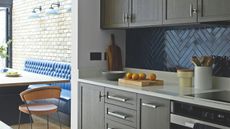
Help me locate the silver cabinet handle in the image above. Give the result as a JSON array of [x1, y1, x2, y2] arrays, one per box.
[[193, 8, 197, 15], [107, 128, 113, 129], [108, 111, 127, 119], [123, 13, 127, 23], [190, 4, 193, 17], [108, 95, 127, 102], [190, 3, 197, 17], [127, 14, 131, 23], [130, 13, 135, 23], [184, 122, 195, 128], [142, 103, 158, 109]]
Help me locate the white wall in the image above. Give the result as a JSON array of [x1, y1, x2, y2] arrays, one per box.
[[72, 0, 126, 128], [78, 0, 126, 72], [71, 0, 78, 128]]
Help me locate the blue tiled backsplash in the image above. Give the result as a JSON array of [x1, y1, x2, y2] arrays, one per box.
[[126, 25, 230, 77]]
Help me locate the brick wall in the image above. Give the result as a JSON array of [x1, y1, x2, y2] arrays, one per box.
[[12, 0, 71, 70]]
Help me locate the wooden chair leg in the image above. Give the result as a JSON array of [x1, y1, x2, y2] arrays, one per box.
[[18, 111, 21, 129], [29, 114, 33, 129], [57, 112, 62, 129], [47, 115, 49, 129]]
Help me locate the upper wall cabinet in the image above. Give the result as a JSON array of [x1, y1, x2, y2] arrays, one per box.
[[101, 0, 130, 28], [101, 0, 163, 28], [130, 0, 162, 27], [163, 0, 198, 24], [163, 0, 230, 24], [101, 0, 230, 28], [198, 0, 230, 22]]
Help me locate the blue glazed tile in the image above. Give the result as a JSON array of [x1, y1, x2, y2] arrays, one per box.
[[126, 25, 230, 77]]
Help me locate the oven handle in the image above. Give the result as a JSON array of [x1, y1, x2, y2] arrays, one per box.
[[170, 114, 229, 129]]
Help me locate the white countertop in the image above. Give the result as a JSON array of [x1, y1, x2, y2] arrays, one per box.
[[78, 77, 230, 111]]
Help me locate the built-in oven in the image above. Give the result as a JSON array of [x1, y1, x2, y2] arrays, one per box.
[[170, 101, 230, 129]]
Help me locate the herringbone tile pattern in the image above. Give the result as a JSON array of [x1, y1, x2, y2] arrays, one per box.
[[126, 25, 230, 77]]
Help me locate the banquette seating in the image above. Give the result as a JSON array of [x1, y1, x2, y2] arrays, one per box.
[[24, 59, 71, 126]]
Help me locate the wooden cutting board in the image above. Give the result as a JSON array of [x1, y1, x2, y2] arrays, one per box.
[[107, 34, 122, 71], [118, 78, 164, 87]]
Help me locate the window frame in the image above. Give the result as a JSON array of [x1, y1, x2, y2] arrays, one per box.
[[0, 1, 12, 68]]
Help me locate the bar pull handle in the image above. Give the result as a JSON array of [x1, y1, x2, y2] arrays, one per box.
[[190, 4, 193, 17], [184, 122, 195, 128], [99, 91, 105, 102], [142, 103, 158, 109], [108, 95, 127, 102], [130, 13, 135, 23], [108, 111, 127, 119], [123, 13, 127, 23]]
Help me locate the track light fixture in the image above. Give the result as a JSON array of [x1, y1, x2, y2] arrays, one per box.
[[28, 6, 42, 19], [46, 2, 61, 15]]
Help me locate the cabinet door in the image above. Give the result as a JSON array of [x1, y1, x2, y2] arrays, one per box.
[[198, 0, 230, 22], [101, 0, 130, 28], [130, 0, 162, 27], [163, 0, 197, 24], [137, 95, 170, 129], [78, 83, 104, 129]]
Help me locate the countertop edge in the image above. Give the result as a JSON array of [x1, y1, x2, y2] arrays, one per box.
[[78, 78, 230, 111]]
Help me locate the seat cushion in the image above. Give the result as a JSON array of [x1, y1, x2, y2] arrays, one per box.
[[19, 103, 58, 115], [28, 84, 51, 89], [60, 89, 71, 101], [53, 62, 71, 80], [24, 59, 71, 91], [24, 59, 54, 76]]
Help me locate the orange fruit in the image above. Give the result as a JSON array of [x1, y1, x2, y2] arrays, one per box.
[[132, 73, 139, 80], [139, 73, 146, 80], [126, 72, 133, 79], [148, 73, 157, 81]]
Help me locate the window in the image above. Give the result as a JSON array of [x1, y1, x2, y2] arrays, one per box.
[[0, 6, 12, 68]]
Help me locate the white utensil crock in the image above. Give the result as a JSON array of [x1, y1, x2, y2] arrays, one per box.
[[194, 66, 212, 90]]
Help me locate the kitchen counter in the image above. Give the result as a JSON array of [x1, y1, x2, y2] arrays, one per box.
[[78, 77, 230, 111]]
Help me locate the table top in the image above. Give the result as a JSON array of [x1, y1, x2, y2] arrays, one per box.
[[0, 121, 11, 129], [0, 69, 69, 87]]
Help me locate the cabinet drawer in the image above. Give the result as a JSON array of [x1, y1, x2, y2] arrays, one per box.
[[105, 104, 137, 128], [139, 94, 170, 108], [105, 119, 135, 129], [137, 94, 170, 129], [105, 88, 137, 109]]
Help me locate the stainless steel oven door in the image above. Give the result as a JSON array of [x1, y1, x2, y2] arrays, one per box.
[[170, 114, 229, 129]]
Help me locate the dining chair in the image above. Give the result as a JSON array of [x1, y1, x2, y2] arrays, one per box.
[[18, 86, 62, 129]]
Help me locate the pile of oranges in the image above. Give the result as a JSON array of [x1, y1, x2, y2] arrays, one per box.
[[125, 72, 157, 81]]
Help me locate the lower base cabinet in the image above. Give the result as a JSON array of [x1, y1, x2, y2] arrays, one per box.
[[137, 95, 170, 129], [78, 82, 170, 129], [78, 83, 105, 129]]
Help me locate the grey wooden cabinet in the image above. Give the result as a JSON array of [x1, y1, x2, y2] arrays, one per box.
[[101, 0, 163, 28], [78, 83, 105, 129], [137, 95, 170, 129], [102, 0, 230, 28], [163, 0, 230, 24], [163, 0, 198, 24], [130, 0, 162, 27], [78, 83, 171, 129], [198, 0, 230, 22], [101, 0, 130, 28]]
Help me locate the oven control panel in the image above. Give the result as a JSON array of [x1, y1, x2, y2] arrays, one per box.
[[171, 101, 230, 127]]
